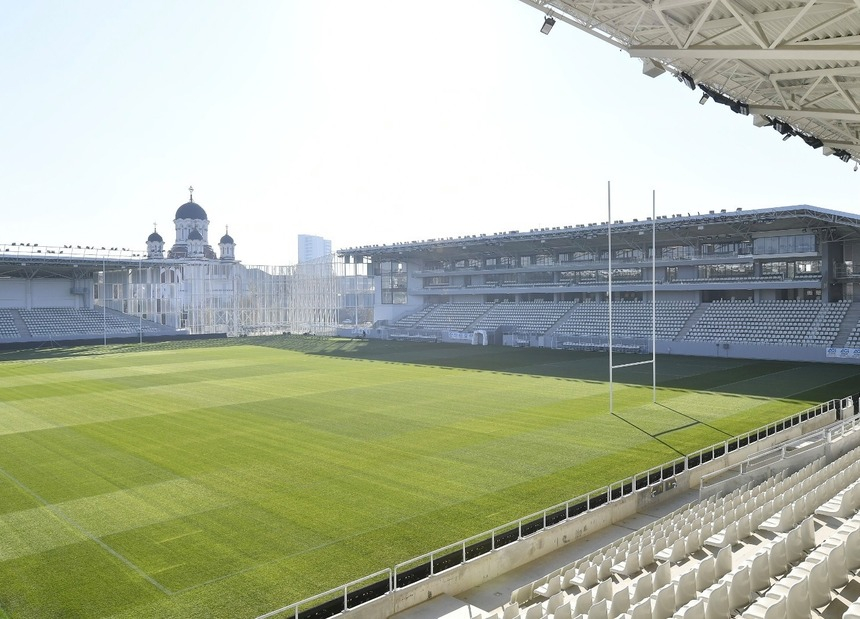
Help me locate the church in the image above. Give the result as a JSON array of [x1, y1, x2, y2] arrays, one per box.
[[145, 187, 237, 262]]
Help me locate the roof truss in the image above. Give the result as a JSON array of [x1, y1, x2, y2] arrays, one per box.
[[519, 0, 860, 163]]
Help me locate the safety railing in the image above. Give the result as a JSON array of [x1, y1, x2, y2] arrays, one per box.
[[256, 569, 391, 619]]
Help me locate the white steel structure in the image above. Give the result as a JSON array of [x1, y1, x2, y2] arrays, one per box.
[[519, 0, 860, 164], [0, 249, 371, 340]]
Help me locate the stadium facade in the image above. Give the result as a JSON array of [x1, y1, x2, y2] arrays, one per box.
[[340, 205, 860, 363]]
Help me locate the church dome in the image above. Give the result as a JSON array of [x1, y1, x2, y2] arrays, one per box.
[[187, 229, 203, 241], [147, 230, 163, 243], [220, 233, 234, 244], [175, 201, 207, 220]]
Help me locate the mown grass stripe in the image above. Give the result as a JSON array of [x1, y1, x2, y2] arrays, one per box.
[[0, 463, 172, 595], [0, 337, 856, 619]]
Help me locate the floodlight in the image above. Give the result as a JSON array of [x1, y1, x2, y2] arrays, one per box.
[[699, 93, 709, 105], [541, 15, 555, 34], [679, 72, 696, 90], [773, 120, 791, 135], [782, 133, 793, 141], [801, 135, 823, 149]]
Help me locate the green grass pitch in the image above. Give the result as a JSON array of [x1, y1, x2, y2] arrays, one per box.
[[0, 337, 858, 618]]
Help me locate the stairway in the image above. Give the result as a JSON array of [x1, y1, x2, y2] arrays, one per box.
[[675, 302, 708, 340], [832, 302, 860, 347], [10, 309, 30, 339]]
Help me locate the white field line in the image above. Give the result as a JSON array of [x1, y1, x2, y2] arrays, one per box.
[[0, 465, 172, 595]]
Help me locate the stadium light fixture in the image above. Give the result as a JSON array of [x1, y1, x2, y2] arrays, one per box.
[[679, 72, 696, 90], [783, 133, 793, 141], [541, 15, 555, 34], [699, 93, 709, 105]]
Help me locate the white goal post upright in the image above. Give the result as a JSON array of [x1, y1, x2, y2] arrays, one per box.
[[608, 183, 658, 415], [651, 189, 657, 404]]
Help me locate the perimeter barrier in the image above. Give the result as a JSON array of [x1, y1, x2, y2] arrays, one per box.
[[257, 395, 851, 619]]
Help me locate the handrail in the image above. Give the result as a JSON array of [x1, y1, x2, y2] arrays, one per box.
[[255, 568, 391, 619]]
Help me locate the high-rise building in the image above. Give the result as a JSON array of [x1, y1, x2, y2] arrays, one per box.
[[298, 234, 332, 263]]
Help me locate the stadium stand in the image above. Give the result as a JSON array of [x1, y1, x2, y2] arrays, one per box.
[[393, 304, 438, 328], [413, 302, 493, 330], [390, 299, 857, 350], [16, 308, 169, 340], [473, 302, 574, 334], [685, 300, 850, 347], [846, 320, 860, 348], [0, 309, 20, 340], [341, 206, 860, 363], [553, 301, 697, 341], [483, 444, 860, 619]]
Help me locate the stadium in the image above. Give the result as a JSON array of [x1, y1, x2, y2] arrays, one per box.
[[3, 2, 860, 619]]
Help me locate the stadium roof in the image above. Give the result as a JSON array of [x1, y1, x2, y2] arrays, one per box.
[[340, 204, 860, 259], [0, 247, 173, 279], [517, 0, 860, 166]]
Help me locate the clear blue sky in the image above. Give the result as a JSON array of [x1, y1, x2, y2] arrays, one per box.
[[2, 1, 857, 265]]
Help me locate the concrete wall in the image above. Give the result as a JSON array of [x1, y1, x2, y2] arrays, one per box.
[[375, 327, 860, 365], [656, 339, 859, 365], [0, 278, 87, 309], [0, 281, 27, 308], [656, 290, 700, 302], [32, 279, 80, 308]]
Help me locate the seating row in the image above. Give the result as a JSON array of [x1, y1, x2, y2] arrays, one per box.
[[393, 300, 858, 347], [491, 445, 860, 619]]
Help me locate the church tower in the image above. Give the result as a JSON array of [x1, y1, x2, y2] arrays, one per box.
[[219, 227, 236, 261], [168, 186, 217, 259], [146, 227, 164, 259]]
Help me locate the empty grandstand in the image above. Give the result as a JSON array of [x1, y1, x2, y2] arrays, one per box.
[[485, 440, 860, 619], [342, 205, 860, 363]]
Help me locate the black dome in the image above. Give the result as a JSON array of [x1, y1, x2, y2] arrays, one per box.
[[175, 201, 207, 220], [220, 233, 234, 244], [187, 229, 203, 241], [147, 230, 163, 243]]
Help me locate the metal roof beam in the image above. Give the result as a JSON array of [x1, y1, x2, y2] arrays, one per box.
[[683, 0, 720, 48], [720, 0, 770, 49], [770, 66, 860, 81], [828, 75, 860, 113], [769, 0, 818, 49], [669, 3, 849, 32], [628, 45, 860, 61], [747, 105, 860, 122], [788, 7, 859, 44]]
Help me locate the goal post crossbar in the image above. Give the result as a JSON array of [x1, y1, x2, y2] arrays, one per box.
[[612, 359, 654, 370]]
